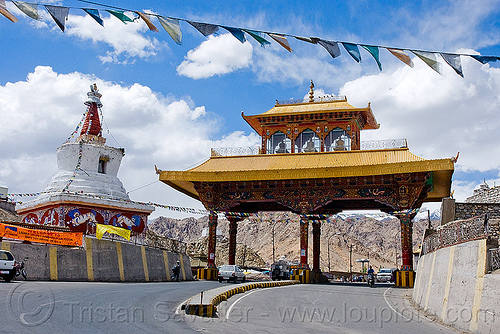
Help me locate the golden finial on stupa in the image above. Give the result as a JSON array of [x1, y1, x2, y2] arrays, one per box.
[[309, 79, 314, 102]]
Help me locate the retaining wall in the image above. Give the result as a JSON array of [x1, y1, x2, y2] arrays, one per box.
[[0, 237, 193, 282], [413, 239, 499, 333]]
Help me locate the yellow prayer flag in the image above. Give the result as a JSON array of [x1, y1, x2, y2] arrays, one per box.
[[96, 223, 131, 241], [387, 48, 414, 68], [136, 12, 159, 32], [0, 0, 19, 23]]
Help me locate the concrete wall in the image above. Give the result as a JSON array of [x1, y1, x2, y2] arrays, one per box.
[[0, 237, 193, 282], [413, 239, 499, 333]]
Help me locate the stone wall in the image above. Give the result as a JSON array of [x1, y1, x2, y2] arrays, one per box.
[[489, 219, 500, 241], [455, 202, 500, 220]]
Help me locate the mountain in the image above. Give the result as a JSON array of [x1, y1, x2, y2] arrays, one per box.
[[149, 211, 440, 272]]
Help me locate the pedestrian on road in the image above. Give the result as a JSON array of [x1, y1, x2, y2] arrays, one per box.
[[172, 260, 181, 282]]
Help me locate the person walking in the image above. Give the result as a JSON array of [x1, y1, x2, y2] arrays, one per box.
[[172, 260, 181, 282]]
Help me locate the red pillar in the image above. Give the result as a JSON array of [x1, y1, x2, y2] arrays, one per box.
[[299, 216, 309, 268], [207, 212, 218, 268], [395, 212, 415, 271], [312, 219, 321, 273], [227, 217, 238, 265]]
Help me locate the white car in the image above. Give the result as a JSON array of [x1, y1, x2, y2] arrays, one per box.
[[218, 265, 246, 283], [376, 268, 395, 283], [0, 250, 16, 282]]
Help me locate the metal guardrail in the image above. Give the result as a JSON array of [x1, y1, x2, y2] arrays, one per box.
[[360, 139, 407, 150], [211, 146, 261, 157], [275, 95, 347, 105], [211, 139, 407, 157], [422, 215, 489, 255]]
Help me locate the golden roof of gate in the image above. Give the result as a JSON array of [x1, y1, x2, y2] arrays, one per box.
[[242, 98, 379, 134], [159, 148, 454, 202]]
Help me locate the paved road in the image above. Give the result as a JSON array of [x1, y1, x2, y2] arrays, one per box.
[[0, 280, 220, 334], [188, 282, 460, 334], [0, 280, 458, 334]]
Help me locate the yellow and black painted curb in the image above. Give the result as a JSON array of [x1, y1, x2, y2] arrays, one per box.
[[184, 303, 216, 317], [184, 280, 299, 317], [395, 270, 415, 288], [197, 267, 218, 280]]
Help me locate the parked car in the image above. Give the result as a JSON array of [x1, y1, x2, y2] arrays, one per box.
[[377, 268, 395, 283], [218, 265, 246, 283], [0, 250, 16, 282]]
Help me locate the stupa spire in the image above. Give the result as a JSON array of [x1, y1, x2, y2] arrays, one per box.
[[78, 84, 105, 144]]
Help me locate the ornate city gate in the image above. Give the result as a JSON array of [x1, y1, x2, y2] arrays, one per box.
[[158, 82, 454, 286]]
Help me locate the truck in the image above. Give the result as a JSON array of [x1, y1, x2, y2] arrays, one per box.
[[270, 256, 291, 280]]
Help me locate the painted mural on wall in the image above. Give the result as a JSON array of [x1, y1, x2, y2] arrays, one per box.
[[109, 213, 145, 232], [41, 208, 59, 226], [20, 206, 148, 236], [65, 208, 104, 232], [23, 213, 39, 225]]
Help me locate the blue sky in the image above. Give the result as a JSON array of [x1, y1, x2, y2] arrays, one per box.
[[1, 0, 500, 218]]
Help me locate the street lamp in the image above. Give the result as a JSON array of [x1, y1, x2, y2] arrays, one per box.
[[394, 231, 399, 268], [327, 232, 341, 273]]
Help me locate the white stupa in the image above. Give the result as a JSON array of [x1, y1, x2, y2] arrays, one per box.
[[17, 84, 154, 235]]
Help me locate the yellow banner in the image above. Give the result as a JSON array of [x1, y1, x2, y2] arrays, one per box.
[[96, 224, 131, 241], [0, 223, 83, 246]]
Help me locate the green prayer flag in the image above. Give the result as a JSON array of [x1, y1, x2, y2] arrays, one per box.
[[106, 10, 133, 23], [243, 29, 270, 47], [361, 45, 382, 71]]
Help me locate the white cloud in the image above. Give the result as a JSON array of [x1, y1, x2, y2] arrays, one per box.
[[0, 66, 259, 218], [8, 3, 162, 64], [66, 14, 162, 63], [177, 34, 253, 79], [337, 54, 500, 201]]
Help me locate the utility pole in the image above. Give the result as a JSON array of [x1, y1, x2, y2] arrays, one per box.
[[243, 244, 247, 267], [394, 232, 399, 268], [349, 244, 353, 280], [272, 223, 275, 263], [327, 232, 341, 273]]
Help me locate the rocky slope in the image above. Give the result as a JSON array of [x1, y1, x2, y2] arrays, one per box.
[[149, 211, 438, 272]]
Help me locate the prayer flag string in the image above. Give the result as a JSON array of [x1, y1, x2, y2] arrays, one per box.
[[1, 0, 498, 77]]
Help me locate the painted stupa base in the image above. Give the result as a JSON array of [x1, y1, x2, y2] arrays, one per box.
[[16, 192, 153, 238]]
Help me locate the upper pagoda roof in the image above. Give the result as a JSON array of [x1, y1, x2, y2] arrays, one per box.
[[242, 96, 380, 134]]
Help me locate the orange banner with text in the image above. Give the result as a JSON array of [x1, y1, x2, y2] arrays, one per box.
[[0, 223, 83, 246]]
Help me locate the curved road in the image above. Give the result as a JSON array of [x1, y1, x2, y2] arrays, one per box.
[[188, 282, 459, 334], [0, 280, 458, 333]]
